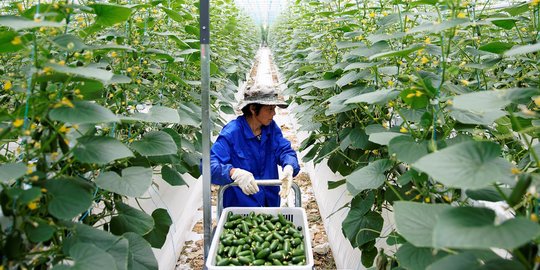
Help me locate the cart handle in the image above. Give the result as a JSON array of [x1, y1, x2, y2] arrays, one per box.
[[216, 179, 302, 221]]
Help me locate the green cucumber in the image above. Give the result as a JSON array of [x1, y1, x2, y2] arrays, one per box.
[[216, 258, 230, 266], [255, 247, 271, 259]]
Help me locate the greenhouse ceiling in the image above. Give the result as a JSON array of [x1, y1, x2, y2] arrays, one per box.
[[234, 0, 291, 25]]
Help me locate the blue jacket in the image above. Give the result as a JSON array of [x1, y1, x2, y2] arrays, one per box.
[[210, 115, 300, 208]]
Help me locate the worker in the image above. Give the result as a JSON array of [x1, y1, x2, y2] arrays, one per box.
[[210, 86, 300, 208]]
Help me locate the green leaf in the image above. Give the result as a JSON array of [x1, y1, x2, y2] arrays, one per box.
[[131, 106, 180, 123], [53, 34, 89, 51], [63, 223, 129, 270], [0, 162, 27, 183], [433, 207, 540, 249], [90, 3, 132, 26], [505, 43, 540, 57], [490, 18, 517, 30], [426, 251, 495, 270], [25, 220, 55, 243], [408, 18, 469, 34], [185, 25, 199, 37], [143, 209, 172, 248], [414, 141, 513, 189], [45, 64, 114, 83], [370, 44, 424, 60], [124, 233, 159, 270], [74, 136, 134, 165], [0, 31, 26, 53], [396, 243, 447, 270], [178, 103, 201, 127], [345, 89, 399, 105], [45, 178, 93, 220], [336, 71, 362, 87], [161, 165, 188, 186], [313, 79, 337, 89], [346, 159, 392, 196], [465, 186, 510, 202], [160, 7, 183, 23], [478, 42, 514, 54], [342, 201, 383, 247], [449, 108, 506, 125], [57, 243, 117, 270], [131, 131, 178, 156], [394, 201, 452, 247], [368, 132, 403, 146], [388, 136, 429, 164], [49, 101, 119, 124], [400, 88, 429, 109], [95, 167, 152, 197], [0, 15, 63, 31], [453, 88, 539, 113], [110, 202, 154, 236]]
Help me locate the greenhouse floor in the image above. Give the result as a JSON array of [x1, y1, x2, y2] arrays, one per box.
[[174, 47, 336, 269]]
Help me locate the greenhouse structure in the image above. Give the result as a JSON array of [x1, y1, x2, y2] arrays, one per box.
[[1, 0, 540, 269]]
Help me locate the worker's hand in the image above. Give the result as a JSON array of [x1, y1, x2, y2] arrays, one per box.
[[279, 165, 294, 199], [231, 168, 259, 195]]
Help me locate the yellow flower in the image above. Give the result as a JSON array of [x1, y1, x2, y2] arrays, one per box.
[[532, 0, 539, 6], [110, 51, 118, 58], [127, 67, 133, 72], [372, 149, 379, 155], [369, 11, 376, 18], [424, 37, 431, 44], [41, 188, 48, 193], [58, 60, 66, 66], [534, 96, 540, 107], [27, 201, 38, 210], [74, 89, 81, 95], [54, 97, 74, 108], [511, 167, 521, 174], [400, 126, 408, 133], [446, 100, 453, 105], [382, 11, 388, 16], [414, 194, 421, 200], [58, 125, 70, 133], [421, 56, 429, 64], [13, 118, 24, 128], [30, 175, 39, 181], [387, 80, 394, 87], [77, 16, 84, 22], [415, 91, 423, 97], [26, 164, 35, 174], [406, 93, 416, 98], [457, 12, 467, 18], [11, 36, 22, 45], [443, 195, 451, 202], [361, 19, 367, 24], [24, 130, 31, 136], [424, 197, 431, 203], [388, 101, 395, 107], [3, 80, 12, 90], [43, 66, 53, 74], [17, 3, 24, 12], [531, 213, 539, 222], [460, 79, 469, 86]]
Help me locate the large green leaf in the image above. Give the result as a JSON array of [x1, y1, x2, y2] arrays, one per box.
[[368, 132, 403, 146], [178, 103, 201, 127], [46, 64, 114, 83], [95, 167, 152, 197], [74, 136, 134, 165], [110, 202, 154, 236], [413, 141, 513, 189], [504, 43, 540, 57], [346, 159, 392, 196], [427, 251, 492, 270], [49, 101, 119, 124], [453, 88, 539, 113], [143, 208, 173, 248], [53, 34, 89, 51], [408, 18, 469, 34], [370, 44, 424, 60], [53, 243, 117, 270], [90, 3, 132, 26], [313, 79, 337, 89], [160, 7, 184, 23], [449, 108, 506, 125], [161, 165, 188, 186], [394, 201, 452, 247], [342, 192, 379, 248], [478, 42, 514, 54], [25, 220, 55, 243], [0, 31, 26, 53], [336, 71, 362, 87], [124, 233, 159, 270], [131, 106, 180, 123], [396, 243, 447, 270], [388, 136, 428, 164], [45, 178, 94, 220], [131, 131, 177, 156], [433, 207, 540, 249], [64, 223, 129, 270], [345, 89, 399, 105], [0, 162, 27, 182], [0, 15, 63, 31]]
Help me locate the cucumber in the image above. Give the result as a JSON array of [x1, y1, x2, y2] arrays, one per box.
[[238, 256, 252, 265], [252, 259, 265, 266], [216, 258, 230, 266], [255, 247, 271, 259], [291, 248, 304, 257], [269, 239, 279, 251], [237, 250, 252, 257], [292, 255, 306, 264], [253, 234, 264, 243], [508, 174, 532, 207], [268, 251, 285, 260], [272, 259, 283, 266]]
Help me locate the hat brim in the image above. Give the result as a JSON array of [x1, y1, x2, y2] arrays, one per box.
[[238, 100, 288, 110]]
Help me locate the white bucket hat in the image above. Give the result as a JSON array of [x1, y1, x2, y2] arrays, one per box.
[[237, 85, 288, 110]]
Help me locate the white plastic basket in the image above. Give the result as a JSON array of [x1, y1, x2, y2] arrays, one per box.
[[206, 207, 314, 270]]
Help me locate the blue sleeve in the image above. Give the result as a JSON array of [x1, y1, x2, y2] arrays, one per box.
[[273, 124, 300, 176], [210, 134, 234, 185]]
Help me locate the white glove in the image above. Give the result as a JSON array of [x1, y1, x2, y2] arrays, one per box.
[[279, 165, 294, 199], [231, 168, 259, 195]]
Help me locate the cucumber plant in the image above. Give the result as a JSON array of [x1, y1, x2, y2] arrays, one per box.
[[271, 0, 540, 268], [0, 0, 258, 268]]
